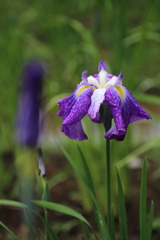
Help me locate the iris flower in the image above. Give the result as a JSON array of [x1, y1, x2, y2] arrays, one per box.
[[57, 61, 151, 141], [16, 61, 44, 147]]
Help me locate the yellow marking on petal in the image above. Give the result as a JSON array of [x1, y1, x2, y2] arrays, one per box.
[[115, 86, 125, 100], [76, 86, 90, 97]]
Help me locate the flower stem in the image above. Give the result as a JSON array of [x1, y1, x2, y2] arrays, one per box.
[[106, 138, 111, 233], [101, 104, 112, 234]]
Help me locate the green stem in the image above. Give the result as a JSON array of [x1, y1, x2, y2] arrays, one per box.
[[45, 208, 49, 240], [101, 104, 112, 235], [106, 138, 111, 233]]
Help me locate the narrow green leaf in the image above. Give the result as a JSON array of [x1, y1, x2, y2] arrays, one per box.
[[24, 210, 36, 240], [81, 221, 99, 240], [36, 172, 44, 198], [146, 201, 154, 240], [57, 141, 98, 205], [116, 169, 128, 240], [81, 221, 92, 240], [42, 181, 51, 202], [0, 221, 19, 240], [38, 229, 46, 240], [33, 200, 90, 226], [0, 200, 27, 208], [34, 211, 59, 240], [77, 144, 109, 240], [58, 141, 111, 240], [140, 158, 147, 240], [110, 205, 116, 240], [0, 200, 58, 240], [77, 144, 96, 197]]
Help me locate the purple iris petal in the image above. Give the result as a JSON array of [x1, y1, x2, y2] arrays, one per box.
[[62, 121, 88, 140], [16, 61, 44, 147], [63, 87, 93, 125], [108, 74, 115, 79], [58, 85, 93, 140], [104, 87, 126, 140], [105, 125, 126, 141], [81, 71, 88, 82], [57, 93, 76, 119], [121, 87, 152, 126], [104, 86, 152, 141], [90, 112, 102, 123], [98, 60, 108, 72]]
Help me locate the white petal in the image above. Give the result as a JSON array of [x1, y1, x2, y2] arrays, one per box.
[[98, 69, 108, 87], [105, 76, 118, 87], [87, 75, 100, 88], [88, 88, 106, 120]]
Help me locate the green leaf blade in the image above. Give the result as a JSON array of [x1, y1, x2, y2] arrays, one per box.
[[24, 210, 36, 240], [0, 221, 19, 240], [146, 201, 154, 240], [140, 158, 147, 240], [57, 141, 111, 240], [77, 144, 96, 197], [33, 200, 90, 226], [116, 169, 128, 240]]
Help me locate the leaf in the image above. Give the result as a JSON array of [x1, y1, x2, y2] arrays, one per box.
[[42, 181, 51, 202], [81, 221, 92, 240], [116, 169, 128, 240], [77, 144, 96, 198], [57, 141, 98, 206], [110, 205, 116, 240], [33, 200, 90, 226], [57, 141, 111, 240], [77, 145, 103, 240], [0, 200, 27, 208], [0, 221, 19, 240], [34, 211, 59, 240], [146, 201, 154, 240], [140, 158, 147, 240], [24, 210, 36, 240], [38, 229, 46, 240]]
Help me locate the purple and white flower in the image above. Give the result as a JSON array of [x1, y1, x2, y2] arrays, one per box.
[[57, 60, 151, 141], [16, 61, 44, 147]]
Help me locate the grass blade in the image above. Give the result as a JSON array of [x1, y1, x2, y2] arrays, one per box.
[[0, 200, 27, 208], [0, 200, 58, 240], [58, 141, 111, 240], [77, 144, 96, 196], [38, 229, 46, 240], [33, 200, 90, 226], [0, 221, 19, 240], [24, 210, 36, 240], [110, 205, 116, 240], [116, 168, 128, 240], [140, 158, 147, 240], [34, 211, 59, 240], [146, 201, 154, 240], [81, 221, 93, 240], [77, 144, 106, 240]]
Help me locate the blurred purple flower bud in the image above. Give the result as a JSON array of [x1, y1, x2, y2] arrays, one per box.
[[16, 61, 44, 147]]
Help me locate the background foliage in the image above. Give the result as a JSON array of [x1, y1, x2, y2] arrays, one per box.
[[1, 0, 160, 237]]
